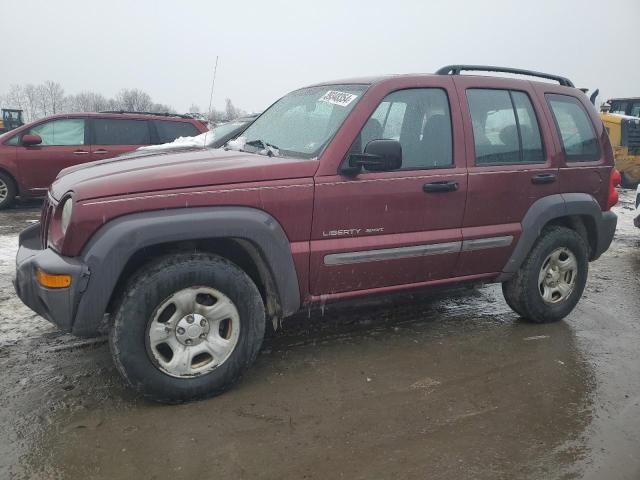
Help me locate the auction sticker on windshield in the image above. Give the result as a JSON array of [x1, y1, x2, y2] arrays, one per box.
[[319, 90, 358, 107]]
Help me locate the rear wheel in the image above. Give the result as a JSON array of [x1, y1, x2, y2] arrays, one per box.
[[0, 172, 17, 209], [109, 253, 265, 403], [502, 226, 588, 323]]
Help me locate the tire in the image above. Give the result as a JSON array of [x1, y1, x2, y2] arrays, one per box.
[[109, 252, 265, 403], [0, 172, 17, 210], [502, 226, 589, 323]]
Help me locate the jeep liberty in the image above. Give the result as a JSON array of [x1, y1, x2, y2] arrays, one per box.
[[14, 65, 619, 402]]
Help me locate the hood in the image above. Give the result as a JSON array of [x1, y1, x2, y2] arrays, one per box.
[[51, 148, 319, 201]]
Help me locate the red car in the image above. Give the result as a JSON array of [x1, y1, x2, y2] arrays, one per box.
[[15, 65, 618, 402], [0, 111, 208, 208]]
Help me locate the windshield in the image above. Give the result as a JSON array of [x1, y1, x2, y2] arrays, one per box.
[[231, 85, 367, 158]]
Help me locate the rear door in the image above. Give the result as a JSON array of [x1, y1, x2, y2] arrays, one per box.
[[16, 117, 89, 192], [541, 89, 612, 210], [89, 118, 152, 160], [452, 77, 559, 276], [310, 81, 468, 295]]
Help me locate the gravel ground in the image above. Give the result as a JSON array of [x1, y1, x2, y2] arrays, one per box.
[[0, 190, 638, 480]]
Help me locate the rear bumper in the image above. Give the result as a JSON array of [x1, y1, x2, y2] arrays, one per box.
[[593, 210, 617, 259], [13, 223, 89, 333]]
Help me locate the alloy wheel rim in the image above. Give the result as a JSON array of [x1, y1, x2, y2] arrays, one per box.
[[538, 247, 577, 304], [0, 179, 7, 201], [146, 286, 240, 378]]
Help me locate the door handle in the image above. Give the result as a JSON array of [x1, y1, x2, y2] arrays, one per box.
[[72, 150, 89, 155], [423, 181, 459, 193], [531, 173, 556, 185], [93, 149, 109, 154]]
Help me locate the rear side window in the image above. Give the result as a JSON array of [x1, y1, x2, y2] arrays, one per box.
[[94, 119, 150, 145], [354, 88, 453, 169], [546, 94, 599, 162], [29, 119, 86, 146], [467, 89, 544, 165], [154, 120, 200, 144]]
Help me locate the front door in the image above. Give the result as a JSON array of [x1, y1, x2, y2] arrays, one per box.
[[16, 117, 89, 192], [310, 86, 467, 295]]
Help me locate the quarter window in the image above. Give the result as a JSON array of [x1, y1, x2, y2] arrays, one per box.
[[94, 119, 150, 145], [29, 119, 86, 146], [154, 120, 200, 144], [353, 88, 453, 169], [546, 94, 599, 162], [467, 89, 544, 165]]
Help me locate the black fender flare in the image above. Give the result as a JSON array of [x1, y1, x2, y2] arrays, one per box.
[[499, 193, 616, 280], [71, 206, 301, 336]]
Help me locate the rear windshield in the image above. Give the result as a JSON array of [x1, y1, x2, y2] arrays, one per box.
[[234, 85, 367, 159]]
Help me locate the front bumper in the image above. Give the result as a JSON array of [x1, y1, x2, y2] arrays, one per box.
[[13, 223, 89, 333]]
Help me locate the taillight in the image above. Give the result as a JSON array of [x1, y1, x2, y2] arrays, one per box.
[[607, 169, 621, 210]]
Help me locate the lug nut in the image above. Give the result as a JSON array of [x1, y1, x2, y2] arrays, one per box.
[[177, 327, 185, 335], [185, 339, 193, 345], [200, 319, 207, 327], [187, 315, 194, 324], [199, 333, 206, 339]]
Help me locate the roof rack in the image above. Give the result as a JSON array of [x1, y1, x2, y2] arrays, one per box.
[[99, 110, 193, 119], [436, 65, 574, 88]]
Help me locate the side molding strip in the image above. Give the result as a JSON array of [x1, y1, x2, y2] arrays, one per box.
[[324, 241, 461, 265], [462, 235, 513, 251], [323, 235, 513, 266]]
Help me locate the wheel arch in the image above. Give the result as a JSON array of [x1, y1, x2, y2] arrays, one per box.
[[72, 207, 301, 336], [498, 193, 616, 281]]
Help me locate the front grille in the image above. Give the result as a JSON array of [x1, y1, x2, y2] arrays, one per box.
[[40, 196, 55, 248]]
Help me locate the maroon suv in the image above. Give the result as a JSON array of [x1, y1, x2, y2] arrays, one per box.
[[0, 111, 208, 208], [14, 65, 619, 403]]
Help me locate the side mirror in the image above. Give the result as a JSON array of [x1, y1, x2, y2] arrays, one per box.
[[348, 139, 402, 172], [22, 134, 42, 146]]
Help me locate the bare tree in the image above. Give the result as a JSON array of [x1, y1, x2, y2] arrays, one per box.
[[2, 82, 183, 121], [115, 88, 153, 112], [68, 91, 110, 112], [4, 85, 26, 112], [23, 84, 40, 122], [35, 84, 50, 117], [224, 98, 238, 121], [189, 103, 201, 114], [44, 81, 65, 114]]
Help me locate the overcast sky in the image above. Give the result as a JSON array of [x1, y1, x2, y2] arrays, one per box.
[[1, 0, 638, 114]]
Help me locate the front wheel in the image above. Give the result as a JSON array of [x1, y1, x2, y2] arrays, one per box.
[[0, 172, 17, 210], [502, 226, 589, 323], [109, 253, 265, 403]]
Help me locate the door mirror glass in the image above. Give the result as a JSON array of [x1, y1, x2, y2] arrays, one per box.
[[349, 139, 402, 172], [22, 134, 42, 146]]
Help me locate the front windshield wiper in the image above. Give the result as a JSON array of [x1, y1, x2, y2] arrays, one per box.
[[245, 139, 279, 151]]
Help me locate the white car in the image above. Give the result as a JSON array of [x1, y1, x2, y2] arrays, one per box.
[[635, 184, 640, 228]]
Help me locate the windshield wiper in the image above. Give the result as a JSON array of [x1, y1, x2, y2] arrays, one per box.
[[245, 139, 279, 151]]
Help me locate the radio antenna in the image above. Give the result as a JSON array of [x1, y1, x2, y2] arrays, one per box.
[[204, 56, 219, 146]]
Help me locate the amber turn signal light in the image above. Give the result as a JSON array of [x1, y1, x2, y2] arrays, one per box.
[[37, 270, 72, 288]]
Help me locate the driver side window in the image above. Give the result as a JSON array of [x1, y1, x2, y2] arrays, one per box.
[[352, 88, 453, 169]]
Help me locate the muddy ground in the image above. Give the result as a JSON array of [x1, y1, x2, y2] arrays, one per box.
[[0, 191, 638, 480]]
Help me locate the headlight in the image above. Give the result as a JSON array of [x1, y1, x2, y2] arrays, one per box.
[[60, 198, 73, 235]]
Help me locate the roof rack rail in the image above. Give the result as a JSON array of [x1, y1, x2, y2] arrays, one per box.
[[436, 65, 574, 88], [99, 110, 193, 119]]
